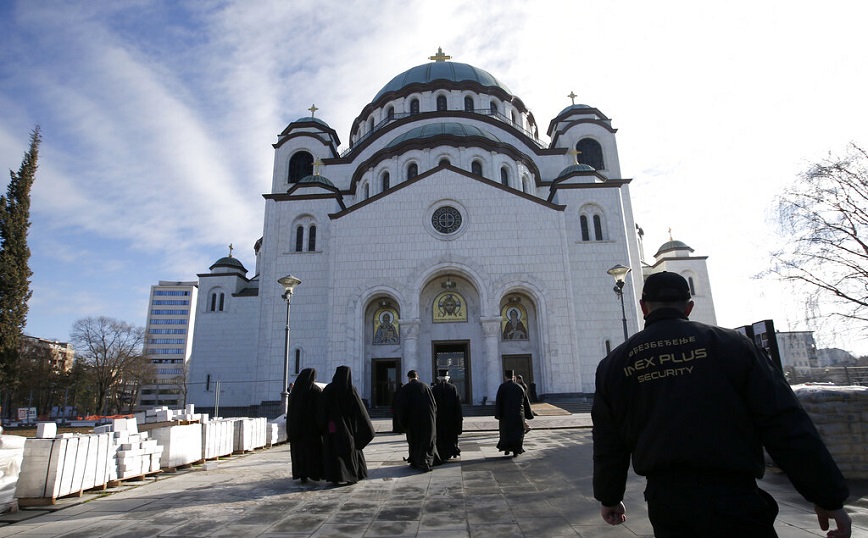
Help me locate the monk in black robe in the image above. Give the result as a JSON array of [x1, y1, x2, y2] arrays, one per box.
[[286, 368, 323, 483], [495, 370, 534, 457], [432, 369, 463, 461], [317, 365, 375, 485], [395, 369, 440, 472]]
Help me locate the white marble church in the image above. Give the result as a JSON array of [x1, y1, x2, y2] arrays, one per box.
[[186, 49, 716, 414]]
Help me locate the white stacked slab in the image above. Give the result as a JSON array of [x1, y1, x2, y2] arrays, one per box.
[[201, 419, 234, 459], [148, 423, 202, 469], [233, 418, 267, 453], [16, 432, 115, 501], [0, 435, 26, 513]]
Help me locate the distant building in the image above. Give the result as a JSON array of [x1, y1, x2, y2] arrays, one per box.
[[776, 331, 817, 373], [139, 281, 198, 409], [816, 347, 856, 367], [20, 335, 74, 372]]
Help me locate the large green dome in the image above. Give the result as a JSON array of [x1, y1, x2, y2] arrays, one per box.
[[386, 122, 501, 148], [374, 61, 512, 101]]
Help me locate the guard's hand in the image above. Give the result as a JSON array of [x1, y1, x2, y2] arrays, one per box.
[[600, 502, 626, 525], [815, 505, 851, 538]]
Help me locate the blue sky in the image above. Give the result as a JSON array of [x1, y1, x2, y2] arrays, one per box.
[[2, 1, 868, 355]]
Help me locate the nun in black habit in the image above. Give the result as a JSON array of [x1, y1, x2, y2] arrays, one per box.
[[286, 368, 323, 483], [317, 365, 375, 485], [394, 369, 440, 472], [494, 370, 534, 456]]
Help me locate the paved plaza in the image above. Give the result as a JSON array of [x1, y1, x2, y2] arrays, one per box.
[[0, 415, 866, 537]]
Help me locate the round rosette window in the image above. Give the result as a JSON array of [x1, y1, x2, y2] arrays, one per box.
[[427, 203, 468, 240]]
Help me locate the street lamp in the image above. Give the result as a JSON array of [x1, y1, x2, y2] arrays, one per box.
[[607, 264, 632, 342], [278, 275, 302, 416]]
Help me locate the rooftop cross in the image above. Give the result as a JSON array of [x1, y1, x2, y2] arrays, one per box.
[[567, 147, 582, 163], [228, 243, 234, 258], [568, 91, 577, 105], [429, 47, 452, 62], [308, 103, 319, 117], [314, 159, 324, 175]]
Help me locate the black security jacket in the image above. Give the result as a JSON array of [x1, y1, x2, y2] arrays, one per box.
[[592, 308, 848, 510]]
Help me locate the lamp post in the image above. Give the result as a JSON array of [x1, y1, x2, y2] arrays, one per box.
[[278, 275, 302, 416], [607, 264, 632, 342]]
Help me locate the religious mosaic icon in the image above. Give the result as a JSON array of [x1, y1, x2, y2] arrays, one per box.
[[433, 291, 467, 322], [501, 303, 529, 340], [373, 308, 400, 344]]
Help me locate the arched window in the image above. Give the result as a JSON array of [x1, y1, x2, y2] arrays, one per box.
[[522, 174, 531, 193], [410, 99, 420, 115], [511, 111, 517, 124], [436, 95, 447, 111], [688, 276, 696, 296], [288, 151, 313, 183], [500, 167, 509, 187], [439, 158, 450, 167], [464, 96, 474, 112], [576, 138, 605, 170], [386, 106, 394, 119], [580, 215, 590, 241], [382, 172, 390, 192], [368, 117, 374, 132], [364, 183, 370, 199], [593, 215, 604, 240], [471, 160, 483, 177], [407, 163, 418, 179], [490, 101, 498, 115], [295, 226, 304, 252], [308, 225, 317, 252]]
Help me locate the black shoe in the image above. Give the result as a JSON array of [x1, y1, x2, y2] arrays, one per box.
[[504, 451, 510, 456], [301, 477, 309, 484]]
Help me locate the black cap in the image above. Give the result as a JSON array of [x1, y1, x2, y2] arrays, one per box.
[[642, 271, 691, 302], [505, 370, 515, 378]]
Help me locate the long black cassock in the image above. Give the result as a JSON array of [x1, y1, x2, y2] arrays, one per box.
[[317, 366, 376, 484], [395, 379, 440, 470], [286, 368, 323, 482], [494, 379, 534, 455], [432, 380, 463, 460]]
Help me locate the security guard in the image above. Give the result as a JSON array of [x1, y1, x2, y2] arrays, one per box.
[[592, 271, 851, 537]]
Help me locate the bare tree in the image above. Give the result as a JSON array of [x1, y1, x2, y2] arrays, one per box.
[[69, 316, 145, 415], [770, 143, 868, 338]]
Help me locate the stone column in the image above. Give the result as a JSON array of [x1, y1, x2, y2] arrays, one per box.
[[399, 319, 421, 376], [481, 316, 502, 405]]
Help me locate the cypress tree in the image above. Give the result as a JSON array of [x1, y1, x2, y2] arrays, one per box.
[[0, 126, 40, 388]]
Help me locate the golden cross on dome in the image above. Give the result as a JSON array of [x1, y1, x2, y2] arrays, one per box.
[[429, 47, 452, 62], [228, 243, 234, 257], [308, 104, 319, 117], [313, 159, 324, 175], [668, 227, 673, 240], [568, 91, 577, 105], [567, 148, 582, 163]]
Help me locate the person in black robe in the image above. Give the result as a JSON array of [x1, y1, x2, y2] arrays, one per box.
[[432, 369, 463, 461], [286, 368, 323, 483], [395, 369, 439, 472], [317, 365, 375, 486], [495, 369, 534, 457]]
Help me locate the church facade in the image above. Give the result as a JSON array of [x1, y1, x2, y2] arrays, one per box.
[[186, 50, 714, 413]]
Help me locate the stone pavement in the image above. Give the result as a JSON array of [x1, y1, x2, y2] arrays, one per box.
[[0, 413, 865, 537]]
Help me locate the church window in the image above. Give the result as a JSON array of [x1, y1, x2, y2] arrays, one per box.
[[294, 349, 301, 375], [580, 215, 590, 241], [407, 163, 418, 179], [432, 206, 462, 234], [308, 225, 317, 252], [410, 99, 420, 115], [593, 215, 604, 240], [364, 183, 370, 199], [439, 158, 450, 167], [295, 226, 304, 252], [471, 160, 483, 177], [288, 151, 313, 183], [490, 101, 499, 115], [368, 117, 374, 132], [688, 276, 696, 296], [386, 106, 394, 119], [500, 167, 509, 187], [522, 174, 531, 193], [382, 171, 390, 191], [576, 138, 604, 170], [209, 291, 225, 312], [436, 95, 448, 111], [511, 111, 517, 124], [464, 96, 474, 112]]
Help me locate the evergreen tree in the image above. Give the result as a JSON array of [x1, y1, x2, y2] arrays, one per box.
[[0, 127, 41, 390]]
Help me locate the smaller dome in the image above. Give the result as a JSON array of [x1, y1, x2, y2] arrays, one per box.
[[654, 240, 695, 258], [209, 256, 247, 272], [297, 174, 336, 187], [386, 122, 501, 148], [291, 116, 331, 128], [555, 104, 592, 117], [556, 163, 595, 178]]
